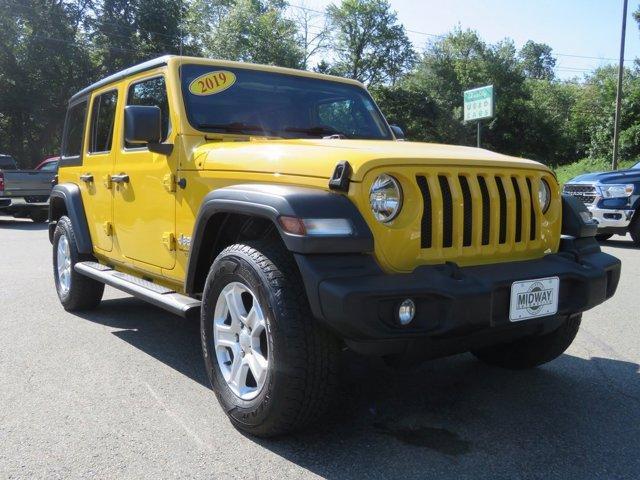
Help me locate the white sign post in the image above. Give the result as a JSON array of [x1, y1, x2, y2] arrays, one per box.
[[464, 85, 494, 148]]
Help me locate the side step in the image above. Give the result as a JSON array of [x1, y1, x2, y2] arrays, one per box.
[[74, 262, 201, 318]]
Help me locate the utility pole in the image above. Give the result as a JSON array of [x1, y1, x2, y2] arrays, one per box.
[[612, 0, 628, 170], [477, 121, 481, 148]]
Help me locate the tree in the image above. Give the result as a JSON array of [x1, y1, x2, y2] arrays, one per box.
[[519, 40, 556, 80], [91, 0, 142, 73], [0, 0, 94, 166], [325, 0, 415, 85], [92, 0, 186, 75], [382, 28, 575, 163], [182, 0, 233, 54], [203, 0, 304, 68], [291, 2, 330, 70]]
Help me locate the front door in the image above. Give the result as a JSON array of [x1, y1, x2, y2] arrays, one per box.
[[80, 87, 120, 252], [113, 74, 176, 270]]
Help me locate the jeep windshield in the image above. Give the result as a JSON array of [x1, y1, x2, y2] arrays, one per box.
[[180, 64, 393, 140]]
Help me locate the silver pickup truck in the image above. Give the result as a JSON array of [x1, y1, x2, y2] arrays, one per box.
[[0, 155, 57, 222]]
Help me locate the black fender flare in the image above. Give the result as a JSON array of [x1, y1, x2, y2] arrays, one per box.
[[185, 183, 373, 294], [49, 183, 93, 254]]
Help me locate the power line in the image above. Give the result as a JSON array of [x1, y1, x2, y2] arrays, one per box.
[[286, 2, 635, 65]]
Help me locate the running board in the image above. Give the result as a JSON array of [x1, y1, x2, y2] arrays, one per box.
[[74, 262, 201, 318]]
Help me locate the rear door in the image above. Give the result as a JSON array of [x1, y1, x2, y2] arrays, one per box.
[[113, 73, 176, 269], [79, 87, 120, 252]]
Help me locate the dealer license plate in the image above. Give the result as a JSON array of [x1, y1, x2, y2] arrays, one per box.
[[509, 277, 559, 322]]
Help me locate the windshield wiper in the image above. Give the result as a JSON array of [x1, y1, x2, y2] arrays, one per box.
[[283, 126, 350, 139], [197, 122, 270, 134]]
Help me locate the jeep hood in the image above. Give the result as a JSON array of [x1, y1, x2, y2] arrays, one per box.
[[197, 138, 550, 182]]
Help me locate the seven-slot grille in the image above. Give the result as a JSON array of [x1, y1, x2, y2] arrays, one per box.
[[416, 174, 540, 251], [562, 183, 597, 205]]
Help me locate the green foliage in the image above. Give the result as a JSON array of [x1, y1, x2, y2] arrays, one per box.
[[519, 40, 555, 80], [203, 0, 304, 68], [326, 0, 415, 85], [387, 29, 541, 158], [370, 84, 437, 140], [92, 0, 186, 74], [0, 0, 94, 166]]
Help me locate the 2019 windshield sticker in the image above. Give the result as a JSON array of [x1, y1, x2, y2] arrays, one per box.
[[188, 71, 236, 96]]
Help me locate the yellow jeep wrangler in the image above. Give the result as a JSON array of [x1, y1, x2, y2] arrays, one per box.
[[50, 56, 620, 436]]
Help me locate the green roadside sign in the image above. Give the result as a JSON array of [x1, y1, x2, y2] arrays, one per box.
[[464, 85, 494, 122]]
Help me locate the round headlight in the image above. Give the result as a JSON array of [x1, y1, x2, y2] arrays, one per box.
[[369, 174, 403, 223], [538, 179, 551, 213]]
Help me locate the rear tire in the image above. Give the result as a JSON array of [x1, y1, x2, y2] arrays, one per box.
[[201, 240, 339, 437], [53, 216, 104, 311], [471, 314, 581, 369]]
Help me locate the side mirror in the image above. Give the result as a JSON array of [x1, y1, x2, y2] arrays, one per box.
[[390, 124, 405, 140], [125, 105, 161, 144], [124, 105, 173, 155]]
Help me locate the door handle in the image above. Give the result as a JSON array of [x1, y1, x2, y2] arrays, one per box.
[[79, 173, 94, 183], [110, 174, 129, 184]]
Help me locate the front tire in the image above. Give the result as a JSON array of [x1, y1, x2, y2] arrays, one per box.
[[53, 216, 104, 311], [629, 216, 640, 246], [471, 314, 581, 369], [201, 240, 339, 437]]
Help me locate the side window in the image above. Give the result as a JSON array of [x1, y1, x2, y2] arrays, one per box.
[[39, 161, 59, 172], [126, 76, 169, 148], [89, 90, 118, 153], [62, 101, 87, 159]]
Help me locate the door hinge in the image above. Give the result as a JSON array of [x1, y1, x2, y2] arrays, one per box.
[[162, 232, 176, 251], [162, 173, 176, 193], [103, 175, 113, 190], [103, 222, 113, 236]]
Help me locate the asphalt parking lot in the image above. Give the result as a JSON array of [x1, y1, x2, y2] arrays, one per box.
[[1, 216, 639, 479]]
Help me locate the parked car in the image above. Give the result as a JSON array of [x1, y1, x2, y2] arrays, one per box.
[[35, 156, 60, 172], [49, 56, 620, 436], [563, 167, 640, 243], [0, 155, 58, 222]]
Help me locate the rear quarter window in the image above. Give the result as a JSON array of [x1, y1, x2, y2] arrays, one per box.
[[61, 100, 88, 162]]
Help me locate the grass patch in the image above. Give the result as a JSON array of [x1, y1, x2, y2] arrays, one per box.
[[554, 158, 636, 185]]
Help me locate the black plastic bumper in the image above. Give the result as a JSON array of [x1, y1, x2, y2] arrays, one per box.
[[295, 236, 620, 357]]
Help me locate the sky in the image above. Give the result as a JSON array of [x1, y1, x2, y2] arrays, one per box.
[[291, 0, 640, 80]]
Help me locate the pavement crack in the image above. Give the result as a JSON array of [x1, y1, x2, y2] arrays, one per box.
[[144, 382, 214, 451]]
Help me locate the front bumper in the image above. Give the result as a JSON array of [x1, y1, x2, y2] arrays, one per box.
[[295, 237, 620, 357], [588, 204, 634, 229]]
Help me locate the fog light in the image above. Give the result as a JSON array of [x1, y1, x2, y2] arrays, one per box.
[[398, 299, 415, 325]]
